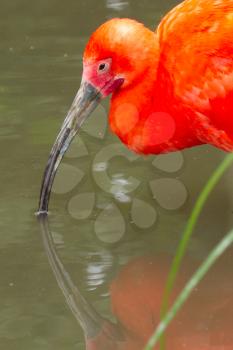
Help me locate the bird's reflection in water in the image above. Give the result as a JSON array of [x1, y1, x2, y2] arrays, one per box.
[[38, 216, 233, 350]]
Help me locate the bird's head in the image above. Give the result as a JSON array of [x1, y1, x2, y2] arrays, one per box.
[[38, 18, 156, 214], [83, 18, 156, 95]]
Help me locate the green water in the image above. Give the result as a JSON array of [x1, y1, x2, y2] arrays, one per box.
[[1, 1, 233, 349]]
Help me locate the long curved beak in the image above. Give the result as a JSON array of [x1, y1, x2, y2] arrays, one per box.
[[37, 81, 101, 215]]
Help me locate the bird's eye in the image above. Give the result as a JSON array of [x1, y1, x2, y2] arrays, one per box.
[[99, 63, 106, 70], [98, 62, 109, 73]]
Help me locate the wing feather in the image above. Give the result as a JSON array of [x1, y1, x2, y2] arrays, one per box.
[[157, 0, 233, 143]]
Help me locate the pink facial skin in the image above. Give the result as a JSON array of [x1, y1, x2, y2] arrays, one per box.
[[83, 58, 124, 98]]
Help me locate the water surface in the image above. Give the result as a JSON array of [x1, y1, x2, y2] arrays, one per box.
[[1, 1, 233, 349]]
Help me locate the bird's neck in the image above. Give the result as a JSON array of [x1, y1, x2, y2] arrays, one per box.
[[109, 62, 201, 154]]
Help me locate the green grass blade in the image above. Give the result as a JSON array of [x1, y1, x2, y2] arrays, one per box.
[[160, 153, 233, 348], [144, 228, 233, 350]]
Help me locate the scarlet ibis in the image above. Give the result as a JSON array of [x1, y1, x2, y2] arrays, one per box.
[[38, 0, 233, 213]]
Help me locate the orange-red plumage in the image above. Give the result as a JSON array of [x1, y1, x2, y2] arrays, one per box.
[[38, 0, 233, 213], [84, 0, 233, 154]]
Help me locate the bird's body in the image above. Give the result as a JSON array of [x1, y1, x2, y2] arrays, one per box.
[[155, 0, 233, 153], [87, 0, 233, 154], [38, 0, 233, 213]]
